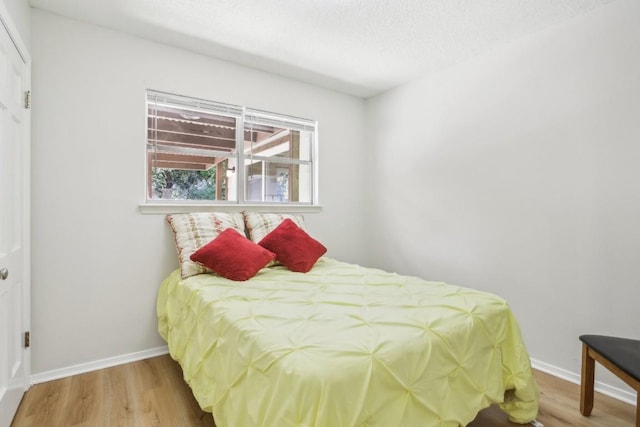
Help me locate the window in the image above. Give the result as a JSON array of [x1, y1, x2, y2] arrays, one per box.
[[146, 90, 317, 205]]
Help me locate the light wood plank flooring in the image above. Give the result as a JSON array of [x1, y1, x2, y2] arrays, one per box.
[[11, 354, 636, 426]]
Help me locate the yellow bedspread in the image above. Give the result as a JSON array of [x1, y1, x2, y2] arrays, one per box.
[[157, 258, 538, 427]]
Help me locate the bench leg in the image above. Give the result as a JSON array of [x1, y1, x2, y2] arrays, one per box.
[[636, 390, 639, 427], [580, 343, 595, 416]]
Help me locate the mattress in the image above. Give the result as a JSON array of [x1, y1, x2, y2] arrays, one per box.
[[157, 257, 538, 426]]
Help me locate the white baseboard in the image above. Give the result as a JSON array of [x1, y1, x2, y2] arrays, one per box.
[[530, 358, 637, 406], [29, 350, 637, 407], [30, 346, 169, 385]]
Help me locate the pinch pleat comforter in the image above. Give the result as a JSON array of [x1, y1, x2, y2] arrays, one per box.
[[157, 258, 538, 427]]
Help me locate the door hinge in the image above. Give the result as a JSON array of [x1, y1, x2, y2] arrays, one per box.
[[24, 90, 31, 109], [24, 331, 30, 348]]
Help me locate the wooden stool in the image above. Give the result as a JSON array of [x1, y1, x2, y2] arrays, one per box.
[[579, 335, 640, 427]]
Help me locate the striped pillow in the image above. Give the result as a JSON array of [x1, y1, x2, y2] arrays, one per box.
[[167, 212, 246, 278], [243, 212, 305, 243]]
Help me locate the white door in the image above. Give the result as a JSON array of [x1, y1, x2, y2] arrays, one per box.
[[0, 9, 30, 427]]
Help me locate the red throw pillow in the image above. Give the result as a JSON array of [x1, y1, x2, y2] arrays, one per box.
[[190, 228, 276, 281], [258, 219, 327, 273]]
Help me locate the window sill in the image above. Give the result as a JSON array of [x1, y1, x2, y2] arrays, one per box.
[[139, 202, 323, 215]]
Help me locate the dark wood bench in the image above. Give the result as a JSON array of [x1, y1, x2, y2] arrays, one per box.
[[579, 334, 640, 427]]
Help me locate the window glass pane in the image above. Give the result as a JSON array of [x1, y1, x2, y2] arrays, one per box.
[[244, 109, 314, 163], [244, 160, 311, 203], [244, 160, 263, 202], [244, 126, 312, 162], [147, 92, 239, 201], [150, 157, 237, 201]]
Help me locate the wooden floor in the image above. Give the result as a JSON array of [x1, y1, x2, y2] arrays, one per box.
[[11, 354, 636, 426]]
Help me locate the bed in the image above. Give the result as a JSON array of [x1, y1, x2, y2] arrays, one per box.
[[159, 212, 538, 426], [157, 253, 539, 427]]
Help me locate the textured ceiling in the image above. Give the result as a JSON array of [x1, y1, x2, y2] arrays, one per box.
[[30, 0, 617, 98]]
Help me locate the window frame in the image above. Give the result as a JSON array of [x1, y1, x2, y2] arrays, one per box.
[[142, 90, 320, 214]]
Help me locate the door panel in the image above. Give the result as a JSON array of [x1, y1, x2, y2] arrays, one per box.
[[0, 13, 29, 427]]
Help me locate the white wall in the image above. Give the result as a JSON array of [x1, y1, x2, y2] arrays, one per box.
[[30, 9, 367, 374], [366, 0, 640, 395]]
